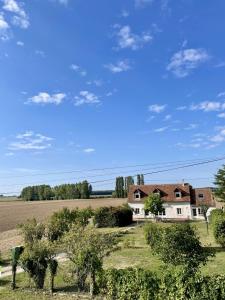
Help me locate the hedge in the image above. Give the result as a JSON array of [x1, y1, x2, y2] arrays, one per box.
[[97, 268, 225, 300], [93, 205, 133, 228]]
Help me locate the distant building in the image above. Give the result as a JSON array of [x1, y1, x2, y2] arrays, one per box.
[[128, 183, 215, 220]]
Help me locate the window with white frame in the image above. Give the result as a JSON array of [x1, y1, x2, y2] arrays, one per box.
[[134, 208, 140, 214], [198, 193, 204, 199], [158, 208, 166, 216], [153, 189, 161, 196], [175, 191, 182, 198], [198, 208, 203, 215], [134, 192, 141, 200], [177, 208, 182, 215], [192, 208, 197, 217]]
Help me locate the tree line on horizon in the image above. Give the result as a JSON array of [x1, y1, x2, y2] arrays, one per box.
[[20, 181, 92, 201]]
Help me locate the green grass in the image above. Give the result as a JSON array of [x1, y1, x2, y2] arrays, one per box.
[[1, 220, 225, 299]]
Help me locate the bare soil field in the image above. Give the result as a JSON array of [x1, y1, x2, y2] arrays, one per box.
[[0, 198, 126, 253]]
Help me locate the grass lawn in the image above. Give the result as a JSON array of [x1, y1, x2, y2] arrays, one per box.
[[1, 220, 225, 299]]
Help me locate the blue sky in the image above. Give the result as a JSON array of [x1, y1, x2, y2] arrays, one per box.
[[0, 0, 225, 194]]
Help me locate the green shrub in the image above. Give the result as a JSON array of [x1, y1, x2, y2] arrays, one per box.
[[47, 207, 93, 241], [98, 268, 225, 300], [209, 209, 225, 226], [214, 217, 225, 247], [144, 222, 163, 249], [93, 205, 133, 228], [98, 268, 159, 300]]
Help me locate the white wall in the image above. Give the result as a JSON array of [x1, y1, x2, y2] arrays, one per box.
[[129, 202, 196, 220]]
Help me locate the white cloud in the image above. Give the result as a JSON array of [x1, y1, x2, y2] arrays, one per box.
[[190, 101, 225, 112], [16, 40, 24, 46], [70, 64, 87, 77], [28, 92, 66, 105], [35, 50, 46, 57], [167, 48, 210, 78], [176, 106, 187, 110], [0, 14, 10, 40], [184, 123, 198, 130], [86, 80, 103, 87], [148, 104, 166, 113], [218, 113, 225, 119], [74, 91, 100, 106], [114, 25, 152, 50], [120, 10, 129, 17], [57, 0, 68, 4], [164, 114, 171, 121], [9, 131, 53, 151], [218, 92, 225, 98], [135, 0, 153, 8], [83, 148, 95, 153], [210, 128, 225, 144], [104, 60, 131, 73], [154, 127, 168, 133], [2, 0, 30, 29]]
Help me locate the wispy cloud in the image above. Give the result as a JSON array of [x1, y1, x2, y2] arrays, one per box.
[[2, 0, 30, 29], [104, 60, 131, 73], [16, 40, 24, 46], [28, 92, 66, 105], [83, 148, 95, 153], [74, 91, 100, 106], [9, 131, 53, 151], [70, 64, 87, 77], [114, 24, 152, 50], [120, 10, 129, 18], [148, 104, 166, 113], [154, 126, 168, 133], [0, 14, 10, 40], [190, 101, 225, 112], [218, 113, 225, 119], [167, 48, 210, 78], [135, 0, 153, 8]]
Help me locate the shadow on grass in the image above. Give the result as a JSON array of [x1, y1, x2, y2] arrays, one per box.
[[204, 246, 225, 253], [0, 278, 11, 287]]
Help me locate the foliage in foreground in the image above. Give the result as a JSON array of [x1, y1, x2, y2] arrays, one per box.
[[144, 222, 214, 271], [98, 268, 225, 300], [63, 224, 119, 296]]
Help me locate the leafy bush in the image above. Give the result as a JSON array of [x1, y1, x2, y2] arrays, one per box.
[[144, 222, 163, 249], [98, 268, 225, 300], [209, 209, 225, 226], [47, 207, 93, 241], [145, 223, 213, 271], [213, 217, 225, 247], [98, 268, 159, 300], [93, 205, 133, 228]]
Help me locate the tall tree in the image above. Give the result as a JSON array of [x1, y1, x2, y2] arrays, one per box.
[[124, 176, 134, 197], [214, 165, 225, 201], [140, 174, 145, 185], [137, 174, 141, 185]]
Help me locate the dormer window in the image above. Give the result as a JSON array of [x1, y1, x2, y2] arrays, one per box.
[[134, 190, 141, 200], [175, 191, 182, 198], [153, 189, 161, 196], [198, 193, 204, 199]]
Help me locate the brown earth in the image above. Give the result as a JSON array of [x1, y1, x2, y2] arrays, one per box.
[[0, 198, 127, 253]]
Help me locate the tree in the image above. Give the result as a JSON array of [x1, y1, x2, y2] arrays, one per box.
[[115, 177, 125, 198], [18, 219, 57, 290], [144, 193, 164, 219], [200, 205, 209, 234], [63, 224, 118, 296], [148, 223, 214, 272], [214, 165, 225, 201], [124, 176, 134, 197], [137, 174, 144, 185]]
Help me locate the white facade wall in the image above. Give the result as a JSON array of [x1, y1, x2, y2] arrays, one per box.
[[129, 202, 205, 220]]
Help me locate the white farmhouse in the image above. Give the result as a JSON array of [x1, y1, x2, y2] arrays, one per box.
[[128, 183, 215, 220]]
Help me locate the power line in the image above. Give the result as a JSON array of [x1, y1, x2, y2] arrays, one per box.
[[0, 160, 212, 188], [0, 156, 219, 180], [0, 155, 222, 195]]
